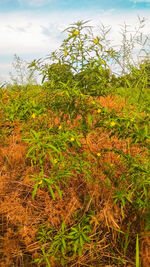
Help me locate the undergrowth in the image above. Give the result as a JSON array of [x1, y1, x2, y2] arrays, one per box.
[[0, 20, 150, 267]]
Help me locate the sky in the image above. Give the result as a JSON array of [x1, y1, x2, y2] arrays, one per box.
[[0, 0, 150, 83]]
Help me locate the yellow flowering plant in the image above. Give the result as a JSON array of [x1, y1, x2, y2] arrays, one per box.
[[93, 38, 99, 44], [31, 171, 62, 200], [32, 20, 118, 97], [101, 60, 106, 65], [110, 121, 116, 127], [53, 159, 58, 164], [73, 30, 79, 35], [64, 50, 68, 56], [31, 113, 36, 119]]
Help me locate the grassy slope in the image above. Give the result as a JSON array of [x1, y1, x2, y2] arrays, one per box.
[[0, 84, 150, 266]]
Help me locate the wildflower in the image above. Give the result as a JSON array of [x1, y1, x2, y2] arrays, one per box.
[[110, 121, 116, 127], [58, 125, 62, 130], [93, 38, 98, 44], [130, 118, 134, 122], [97, 153, 101, 157], [97, 109, 101, 113], [91, 101, 95, 105], [54, 159, 58, 164], [70, 137, 75, 142], [31, 113, 36, 119], [38, 180, 43, 185], [73, 30, 79, 35], [64, 50, 68, 56], [102, 60, 106, 65]]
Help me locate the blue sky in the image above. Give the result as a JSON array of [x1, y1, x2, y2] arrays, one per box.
[[0, 0, 150, 82], [0, 0, 150, 11]]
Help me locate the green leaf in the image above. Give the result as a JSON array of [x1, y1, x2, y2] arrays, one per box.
[[66, 234, 76, 240], [80, 235, 84, 247], [73, 239, 79, 254], [78, 247, 82, 256], [76, 139, 81, 147], [26, 145, 37, 157], [45, 256, 51, 267], [126, 193, 133, 203], [145, 124, 149, 136], [61, 221, 66, 232], [82, 232, 89, 241], [87, 113, 92, 126], [47, 144, 60, 153], [48, 154, 55, 165], [54, 184, 62, 198], [62, 238, 66, 249], [48, 185, 55, 200], [32, 182, 39, 200], [110, 226, 125, 234], [70, 227, 78, 233]]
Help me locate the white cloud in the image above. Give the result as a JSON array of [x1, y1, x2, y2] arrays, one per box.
[[18, 0, 54, 7], [0, 12, 62, 55]]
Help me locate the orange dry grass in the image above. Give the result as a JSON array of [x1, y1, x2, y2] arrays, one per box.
[[0, 95, 148, 266], [0, 131, 85, 265], [140, 233, 150, 267], [98, 94, 126, 111]]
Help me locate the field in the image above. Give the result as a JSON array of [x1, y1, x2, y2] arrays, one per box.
[[0, 21, 150, 266]]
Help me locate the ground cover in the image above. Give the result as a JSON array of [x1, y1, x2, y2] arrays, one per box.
[[0, 20, 150, 266]]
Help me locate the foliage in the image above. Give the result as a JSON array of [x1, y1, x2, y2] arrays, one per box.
[[30, 20, 118, 96], [0, 19, 150, 267], [34, 217, 91, 266]]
